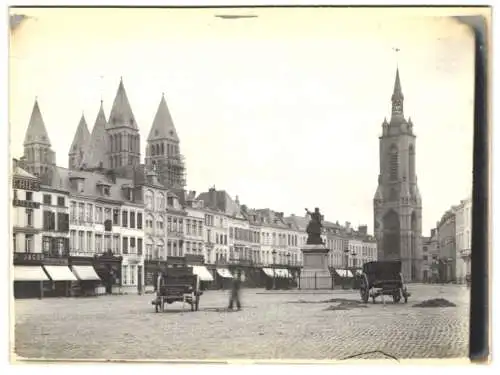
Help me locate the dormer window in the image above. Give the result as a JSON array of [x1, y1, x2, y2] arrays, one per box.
[[103, 187, 110, 196], [77, 181, 84, 193]]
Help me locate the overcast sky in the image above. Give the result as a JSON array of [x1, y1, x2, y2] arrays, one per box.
[[9, 8, 475, 235]]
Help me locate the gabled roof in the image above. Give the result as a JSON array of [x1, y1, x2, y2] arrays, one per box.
[[147, 93, 179, 142], [80, 102, 109, 170], [13, 166, 38, 179], [45, 166, 139, 203], [23, 99, 51, 146], [107, 77, 138, 130], [196, 189, 242, 217], [69, 114, 91, 155]]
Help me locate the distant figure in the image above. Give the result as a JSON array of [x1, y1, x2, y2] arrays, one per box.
[[305, 207, 325, 245], [228, 270, 242, 311]]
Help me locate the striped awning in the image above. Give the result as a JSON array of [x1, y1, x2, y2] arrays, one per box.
[[192, 266, 214, 281], [335, 269, 353, 278], [14, 266, 49, 281], [43, 266, 78, 281], [216, 268, 233, 279]]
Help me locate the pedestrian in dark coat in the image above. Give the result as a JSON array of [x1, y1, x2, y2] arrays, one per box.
[[228, 270, 242, 311]]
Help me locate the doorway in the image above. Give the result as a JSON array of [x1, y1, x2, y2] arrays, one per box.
[[137, 265, 143, 295]]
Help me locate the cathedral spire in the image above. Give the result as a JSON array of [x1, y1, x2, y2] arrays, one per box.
[[23, 98, 51, 146], [80, 101, 109, 170], [69, 113, 90, 152], [147, 93, 179, 142], [108, 77, 138, 130], [68, 113, 91, 169], [391, 68, 404, 117]]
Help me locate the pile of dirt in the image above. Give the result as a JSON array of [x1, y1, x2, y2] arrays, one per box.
[[413, 298, 457, 308], [324, 301, 368, 311]]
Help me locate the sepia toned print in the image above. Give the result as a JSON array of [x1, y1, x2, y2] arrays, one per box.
[[10, 7, 478, 362]]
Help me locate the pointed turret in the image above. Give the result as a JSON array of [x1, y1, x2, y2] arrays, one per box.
[[147, 93, 179, 142], [23, 98, 51, 146], [68, 113, 91, 169], [108, 77, 138, 129], [80, 101, 110, 170], [390, 68, 405, 119], [22, 98, 56, 178], [145, 92, 186, 189], [391, 68, 404, 101]]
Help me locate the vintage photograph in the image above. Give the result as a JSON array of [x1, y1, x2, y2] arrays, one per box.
[[9, 7, 478, 362]]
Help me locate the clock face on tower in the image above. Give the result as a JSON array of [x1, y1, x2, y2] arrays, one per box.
[[393, 100, 402, 113]]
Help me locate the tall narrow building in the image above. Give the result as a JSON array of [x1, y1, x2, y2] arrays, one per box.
[[21, 98, 56, 179], [80, 101, 110, 171], [373, 69, 423, 281], [106, 78, 141, 169], [68, 113, 90, 170], [145, 93, 186, 189]]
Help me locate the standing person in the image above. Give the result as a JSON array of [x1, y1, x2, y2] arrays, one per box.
[[228, 270, 242, 311]]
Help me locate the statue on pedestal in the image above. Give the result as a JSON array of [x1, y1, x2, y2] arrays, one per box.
[[305, 207, 324, 245]]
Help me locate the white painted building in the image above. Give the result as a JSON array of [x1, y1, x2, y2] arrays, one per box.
[[455, 196, 472, 283], [12, 165, 43, 255]]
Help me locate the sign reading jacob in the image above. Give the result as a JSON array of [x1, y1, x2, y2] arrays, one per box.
[[13, 177, 40, 192]]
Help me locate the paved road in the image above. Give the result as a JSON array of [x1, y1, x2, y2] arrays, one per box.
[[13, 284, 469, 361]]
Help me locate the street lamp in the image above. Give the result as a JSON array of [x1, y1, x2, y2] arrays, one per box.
[[272, 249, 277, 290]]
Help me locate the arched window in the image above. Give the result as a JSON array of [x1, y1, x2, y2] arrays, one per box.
[[156, 239, 164, 259], [161, 143, 165, 155], [157, 193, 165, 210], [157, 215, 164, 232], [389, 144, 399, 181], [146, 214, 154, 229], [409, 144, 415, 182], [145, 190, 154, 210]]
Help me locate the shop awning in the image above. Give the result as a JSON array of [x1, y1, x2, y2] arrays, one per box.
[[275, 269, 287, 278], [335, 269, 353, 278], [216, 268, 233, 278], [72, 265, 101, 281], [192, 266, 214, 282], [14, 266, 49, 281], [262, 268, 275, 277], [43, 266, 78, 281]]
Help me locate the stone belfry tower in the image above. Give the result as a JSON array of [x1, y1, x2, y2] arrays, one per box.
[[373, 69, 423, 282], [106, 78, 141, 169], [145, 93, 186, 188], [21, 98, 56, 179], [68, 113, 90, 170]]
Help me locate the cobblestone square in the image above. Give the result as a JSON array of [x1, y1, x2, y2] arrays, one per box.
[[14, 284, 469, 361]]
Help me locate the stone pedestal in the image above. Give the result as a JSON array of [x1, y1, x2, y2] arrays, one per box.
[[299, 244, 334, 290]]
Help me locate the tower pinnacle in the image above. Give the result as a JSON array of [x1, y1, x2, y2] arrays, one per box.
[[391, 68, 404, 116]]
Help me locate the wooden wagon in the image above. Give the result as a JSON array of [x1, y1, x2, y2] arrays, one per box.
[[151, 267, 202, 312], [359, 260, 411, 304]]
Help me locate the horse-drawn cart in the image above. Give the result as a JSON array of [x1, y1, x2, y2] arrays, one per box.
[[151, 267, 202, 312], [359, 261, 410, 304]]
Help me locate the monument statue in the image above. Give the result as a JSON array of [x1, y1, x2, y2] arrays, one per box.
[[305, 207, 324, 245]]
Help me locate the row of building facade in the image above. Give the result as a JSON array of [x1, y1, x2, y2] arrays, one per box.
[[12, 77, 377, 298], [421, 196, 472, 284]]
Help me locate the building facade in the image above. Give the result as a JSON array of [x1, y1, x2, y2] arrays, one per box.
[[373, 69, 423, 281], [455, 196, 472, 283], [436, 208, 457, 283]]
